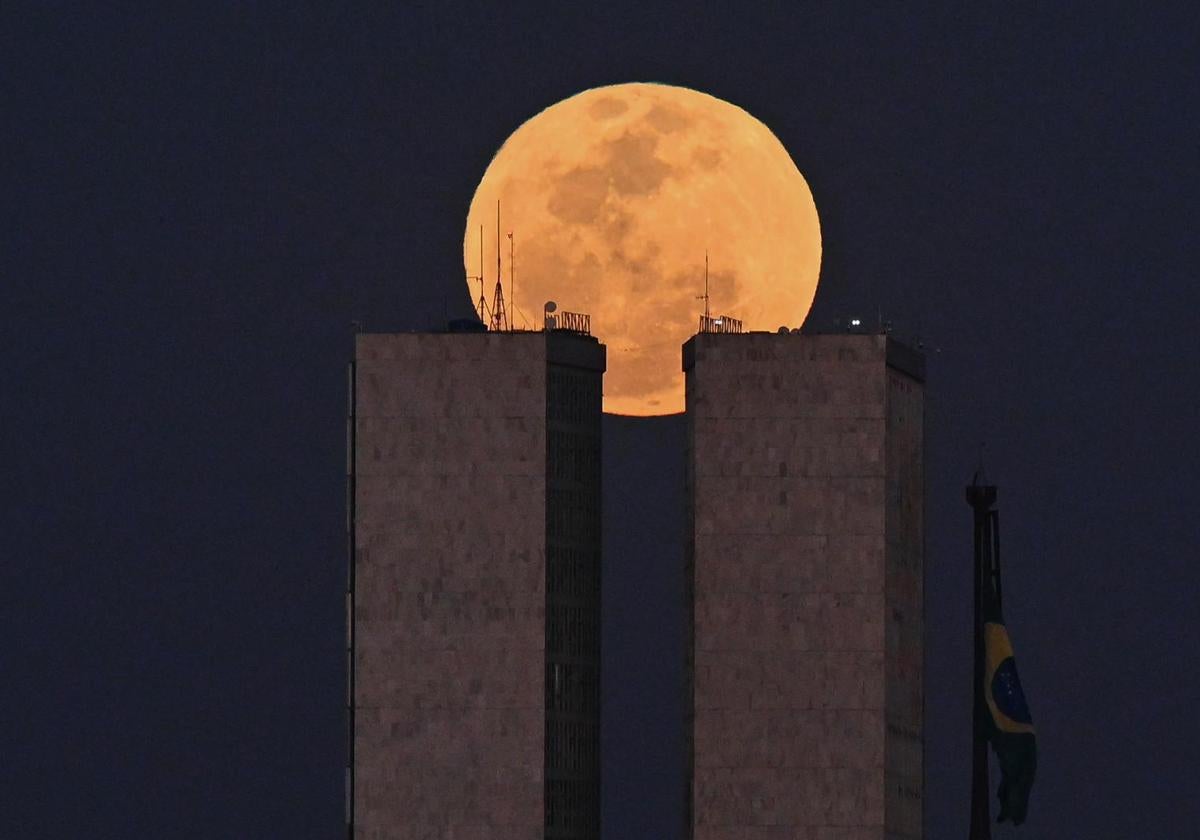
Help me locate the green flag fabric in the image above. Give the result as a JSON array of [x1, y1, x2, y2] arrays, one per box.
[[983, 581, 1037, 824]]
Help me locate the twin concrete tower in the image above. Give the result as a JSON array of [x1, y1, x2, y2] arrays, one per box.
[[346, 324, 924, 839]]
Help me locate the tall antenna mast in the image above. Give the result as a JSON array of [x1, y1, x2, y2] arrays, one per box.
[[474, 223, 488, 322], [696, 249, 711, 321], [490, 199, 508, 331], [508, 230, 515, 329]]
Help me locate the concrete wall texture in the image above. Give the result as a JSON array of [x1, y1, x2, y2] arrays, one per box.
[[683, 332, 924, 840], [349, 329, 921, 839], [350, 332, 603, 840]]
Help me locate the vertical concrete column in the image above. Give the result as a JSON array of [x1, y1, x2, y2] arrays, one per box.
[[684, 332, 924, 840], [352, 332, 546, 840], [351, 330, 604, 840]]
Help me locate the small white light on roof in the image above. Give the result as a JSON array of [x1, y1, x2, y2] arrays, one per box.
[[850, 318, 861, 327]]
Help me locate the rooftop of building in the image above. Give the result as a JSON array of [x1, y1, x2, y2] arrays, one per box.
[[681, 329, 925, 382]]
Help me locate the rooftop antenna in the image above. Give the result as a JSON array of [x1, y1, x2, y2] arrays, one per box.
[[508, 230, 516, 329], [696, 249, 711, 320], [490, 200, 508, 331], [473, 223, 488, 323]]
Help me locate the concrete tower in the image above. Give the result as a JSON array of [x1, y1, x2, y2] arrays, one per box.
[[683, 332, 924, 840], [347, 329, 604, 839]]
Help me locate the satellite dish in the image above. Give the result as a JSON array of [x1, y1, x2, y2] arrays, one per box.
[[544, 300, 557, 313]]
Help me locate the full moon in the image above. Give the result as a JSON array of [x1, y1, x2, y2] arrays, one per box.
[[465, 82, 821, 415]]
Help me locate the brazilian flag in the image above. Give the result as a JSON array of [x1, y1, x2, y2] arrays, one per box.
[[983, 580, 1037, 824]]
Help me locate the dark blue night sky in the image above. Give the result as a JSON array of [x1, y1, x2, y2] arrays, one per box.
[[3, 4, 1197, 838]]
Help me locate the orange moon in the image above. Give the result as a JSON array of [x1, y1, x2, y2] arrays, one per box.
[[465, 82, 821, 415]]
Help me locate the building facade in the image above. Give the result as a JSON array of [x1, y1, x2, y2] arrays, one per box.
[[348, 330, 604, 839], [683, 332, 924, 840]]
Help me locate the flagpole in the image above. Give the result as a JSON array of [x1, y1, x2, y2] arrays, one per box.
[[966, 479, 996, 840]]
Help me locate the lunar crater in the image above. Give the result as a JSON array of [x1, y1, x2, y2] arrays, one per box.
[[645, 103, 690, 134], [546, 166, 609, 225], [693, 146, 724, 170], [588, 97, 629, 120], [604, 131, 672, 197]]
